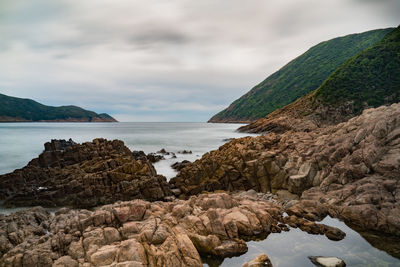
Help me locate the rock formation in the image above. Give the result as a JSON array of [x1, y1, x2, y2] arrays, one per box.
[[0, 192, 281, 266], [171, 160, 191, 171], [0, 139, 171, 208], [0, 191, 348, 266], [171, 103, 400, 235]]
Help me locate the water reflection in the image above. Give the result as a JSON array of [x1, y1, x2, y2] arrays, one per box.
[[205, 216, 399, 267]]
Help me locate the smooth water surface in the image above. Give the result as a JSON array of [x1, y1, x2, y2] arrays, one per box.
[[212, 216, 399, 267], [0, 122, 252, 178]]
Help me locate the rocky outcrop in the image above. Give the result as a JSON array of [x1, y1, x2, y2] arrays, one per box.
[[0, 139, 171, 208], [0, 192, 286, 266], [171, 103, 400, 235], [237, 93, 354, 134], [171, 160, 191, 171]]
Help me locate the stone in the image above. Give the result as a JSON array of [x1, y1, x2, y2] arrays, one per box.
[[90, 245, 118, 266], [309, 256, 346, 267], [242, 253, 273, 267], [53, 256, 78, 267]]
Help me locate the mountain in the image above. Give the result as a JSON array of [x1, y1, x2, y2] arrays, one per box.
[[0, 93, 117, 122], [209, 28, 393, 123], [239, 26, 400, 133]]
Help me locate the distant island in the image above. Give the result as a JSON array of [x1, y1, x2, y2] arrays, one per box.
[[0, 93, 117, 122]]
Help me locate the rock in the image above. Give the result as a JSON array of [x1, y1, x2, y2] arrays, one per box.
[[276, 190, 299, 202], [146, 153, 165, 163], [309, 256, 346, 267], [170, 103, 400, 236], [242, 253, 273, 267], [157, 148, 170, 155], [0, 138, 172, 208], [0, 192, 282, 266], [53, 256, 78, 267], [324, 226, 346, 241], [177, 150, 192, 154], [131, 150, 147, 161], [171, 160, 191, 171]]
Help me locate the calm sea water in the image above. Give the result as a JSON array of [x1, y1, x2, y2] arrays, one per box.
[[0, 122, 252, 178], [0, 122, 399, 266], [213, 216, 400, 267]]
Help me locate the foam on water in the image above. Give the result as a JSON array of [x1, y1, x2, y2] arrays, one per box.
[[0, 122, 254, 177]]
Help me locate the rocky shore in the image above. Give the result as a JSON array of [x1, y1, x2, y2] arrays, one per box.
[[171, 103, 400, 236], [1, 192, 348, 267], [0, 103, 399, 266]]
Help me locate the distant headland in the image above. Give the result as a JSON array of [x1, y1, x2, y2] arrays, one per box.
[[0, 93, 117, 122]]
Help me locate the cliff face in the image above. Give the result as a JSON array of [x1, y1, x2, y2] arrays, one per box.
[[209, 28, 392, 123], [239, 26, 400, 134], [0, 93, 117, 122]]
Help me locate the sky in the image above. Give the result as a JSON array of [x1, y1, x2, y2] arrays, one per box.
[[0, 0, 399, 122]]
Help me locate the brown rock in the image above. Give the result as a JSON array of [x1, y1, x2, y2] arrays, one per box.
[[0, 138, 172, 208], [0, 192, 282, 267], [171, 103, 400, 236], [243, 253, 273, 267]]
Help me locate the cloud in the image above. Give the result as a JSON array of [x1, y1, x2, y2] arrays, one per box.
[[0, 0, 399, 121]]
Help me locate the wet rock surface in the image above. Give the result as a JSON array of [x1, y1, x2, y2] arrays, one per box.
[[0, 138, 172, 208], [0, 192, 285, 266], [309, 256, 346, 267], [170, 103, 400, 235], [242, 253, 273, 267]]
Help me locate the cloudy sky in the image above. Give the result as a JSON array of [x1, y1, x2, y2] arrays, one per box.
[[0, 0, 399, 121]]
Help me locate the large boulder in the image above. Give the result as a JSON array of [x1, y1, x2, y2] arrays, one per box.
[[0, 138, 172, 208]]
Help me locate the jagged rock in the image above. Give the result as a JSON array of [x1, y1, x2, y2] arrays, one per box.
[[243, 253, 273, 267], [0, 138, 172, 208], [170, 103, 400, 235], [171, 160, 191, 171], [157, 148, 169, 155], [0, 192, 283, 266], [131, 150, 147, 161], [146, 153, 165, 163], [309, 256, 346, 267], [177, 150, 192, 154]]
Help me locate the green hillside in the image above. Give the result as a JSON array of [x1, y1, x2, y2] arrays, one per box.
[[315, 26, 400, 113], [209, 28, 393, 122], [239, 26, 400, 133], [0, 93, 117, 122]]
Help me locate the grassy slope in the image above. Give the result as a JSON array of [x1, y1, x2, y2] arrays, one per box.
[[0, 93, 117, 122], [314, 26, 400, 112], [209, 28, 393, 122], [239, 26, 400, 133]]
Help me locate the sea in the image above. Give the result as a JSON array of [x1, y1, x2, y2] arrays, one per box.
[[0, 122, 253, 178], [0, 122, 399, 267]]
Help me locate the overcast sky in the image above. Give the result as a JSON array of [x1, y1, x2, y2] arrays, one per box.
[[0, 0, 399, 121]]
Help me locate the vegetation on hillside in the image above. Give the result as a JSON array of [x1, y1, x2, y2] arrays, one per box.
[[209, 28, 393, 122], [315, 26, 400, 113], [0, 93, 117, 122]]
